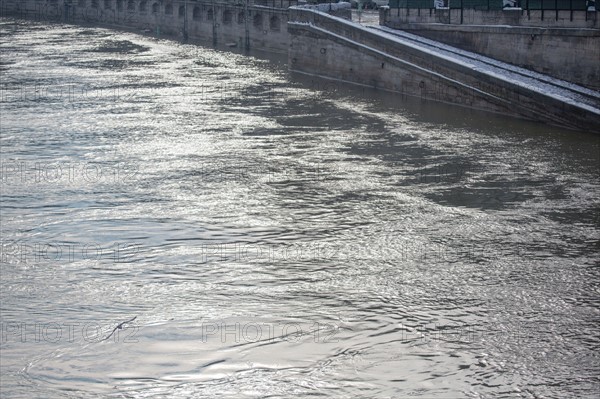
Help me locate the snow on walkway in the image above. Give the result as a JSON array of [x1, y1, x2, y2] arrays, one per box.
[[370, 25, 600, 115]]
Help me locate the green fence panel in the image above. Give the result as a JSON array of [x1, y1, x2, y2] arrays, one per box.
[[526, 0, 542, 8], [571, 0, 589, 9], [390, 0, 408, 7], [556, 0, 571, 7], [407, 0, 433, 9], [387, 0, 590, 8], [462, 0, 489, 9]]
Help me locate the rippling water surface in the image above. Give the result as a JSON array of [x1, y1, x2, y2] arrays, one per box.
[[1, 19, 599, 398]]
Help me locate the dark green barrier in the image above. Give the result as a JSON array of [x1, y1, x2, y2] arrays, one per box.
[[388, 0, 591, 8]]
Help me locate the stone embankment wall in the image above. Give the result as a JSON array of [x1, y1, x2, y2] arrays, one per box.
[[0, 0, 292, 53], [288, 7, 600, 131], [381, 7, 600, 89], [2, 1, 598, 131]]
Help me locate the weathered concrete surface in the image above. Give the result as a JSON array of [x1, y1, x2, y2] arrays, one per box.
[[289, 8, 600, 131], [0, 0, 291, 53], [382, 9, 600, 90]]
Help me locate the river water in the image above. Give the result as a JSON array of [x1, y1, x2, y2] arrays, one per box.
[[1, 18, 599, 398]]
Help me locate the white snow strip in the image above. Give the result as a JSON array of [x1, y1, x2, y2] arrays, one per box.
[[367, 27, 600, 113], [289, 22, 511, 103], [289, 9, 600, 116], [372, 25, 600, 103]]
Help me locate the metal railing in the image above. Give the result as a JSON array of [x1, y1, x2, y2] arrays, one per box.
[[388, 0, 595, 11], [250, 0, 299, 8], [251, 0, 343, 7]]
